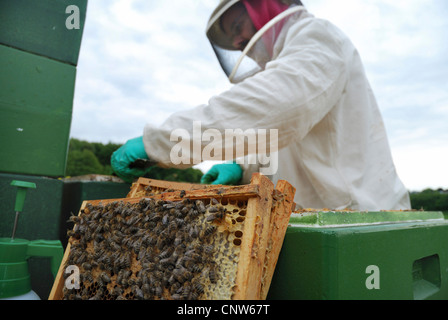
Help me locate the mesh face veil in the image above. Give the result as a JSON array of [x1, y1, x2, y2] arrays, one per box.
[[206, 0, 306, 83]]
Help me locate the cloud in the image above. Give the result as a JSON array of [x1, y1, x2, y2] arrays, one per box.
[[303, 0, 448, 190], [71, 0, 448, 190], [72, 0, 231, 143]]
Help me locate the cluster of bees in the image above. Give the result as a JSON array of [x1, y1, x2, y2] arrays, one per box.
[[63, 196, 235, 300]]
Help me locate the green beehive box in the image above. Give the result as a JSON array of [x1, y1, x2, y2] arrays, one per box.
[[60, 177, 131, 248], [268, 210, 448, 300], [0, 0, 87, 66], [0, 45, 76, 177], [0, 173, 65, 299]]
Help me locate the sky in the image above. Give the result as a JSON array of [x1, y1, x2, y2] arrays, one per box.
[[69, 0, 448, 192]]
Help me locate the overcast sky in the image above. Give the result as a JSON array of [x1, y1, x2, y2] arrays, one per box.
[[70, 0, 448, 192]]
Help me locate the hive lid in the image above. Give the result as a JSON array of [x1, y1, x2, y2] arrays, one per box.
[[290, 210, 445, 228]]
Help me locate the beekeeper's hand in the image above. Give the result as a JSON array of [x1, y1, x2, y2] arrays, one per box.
[[201, 163, 243, 185], [111, 136, 151, 183]]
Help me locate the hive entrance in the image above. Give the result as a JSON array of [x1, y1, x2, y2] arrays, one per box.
[[51, 173, 296, 300]]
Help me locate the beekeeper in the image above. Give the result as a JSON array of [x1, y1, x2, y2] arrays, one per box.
[[111, 0, 411, 211]]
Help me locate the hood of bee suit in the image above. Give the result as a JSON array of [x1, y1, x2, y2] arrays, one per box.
[[242, 0, 289, 57], [242, 0, 289, 32], [206, 0, 306, 83]]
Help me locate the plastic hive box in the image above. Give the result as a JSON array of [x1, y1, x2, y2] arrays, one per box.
[[268, 210, 448, 300]]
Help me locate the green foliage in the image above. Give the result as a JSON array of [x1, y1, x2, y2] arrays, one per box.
[[410, 189, 448, 217], [66, 138, 118, 176], [66, 138, 203, 183], [66, 149, 106, 176]]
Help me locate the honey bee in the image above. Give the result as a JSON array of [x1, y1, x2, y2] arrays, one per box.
[[112, 286, 123, 297], [67, 213, 82, 224], [133, 285, 144, 300], [159, 247, 173, 260], [66, 229, 76, 238], [159, 257, 175, 268], [81, 262, 92, 271], [174, 231, 184, 246], [208, 267, 217, 284], [195, 200, 206, 213], [163, 202, 175, 209], [193, 282, 204, 294], [121, 252, 132, 269], [203, 244, 214, 255], [173, 266, 191, 283], [91, 220, 103, 233], [100, 271, 111, 284], [126, 214, 141, 227], [206, 210, 226, 223], [132, 239, 142, 254], [89, 287, 104, 300], [185, 250, 202, 264], [188, 291, 199, 300], [203, 225, 217, 237], [188, 225, 199, 239], [92, 208, 102, 220], [76, 251, 88, 265], [181, 282, 191, 300], [162, 213, 170, 226], [153, 282, 163, 298], [127, 277, 137, 287], [189, 264, 202, 273], [138, 246, 147, 261], [81, 270, 93, 284], [181, 206, 189, 215], [207, 206, 219, 213], [189, 208, 199, 219], [80, 287, 91, 300], [110, 241, 121, 252]]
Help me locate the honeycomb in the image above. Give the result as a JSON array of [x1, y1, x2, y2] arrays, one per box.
[[62, 196, 248, 300]]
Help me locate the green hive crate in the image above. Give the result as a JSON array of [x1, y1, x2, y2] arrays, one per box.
[[60, 178, 131, 248], [0, 173, 64, 244], [268, 211, 448, 300], [0, 173, 65, 299], [0, 0, 87, 66], [0, 44, 76, 177]]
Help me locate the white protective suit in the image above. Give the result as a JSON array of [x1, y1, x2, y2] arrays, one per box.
[[143, 4, 411, 211]]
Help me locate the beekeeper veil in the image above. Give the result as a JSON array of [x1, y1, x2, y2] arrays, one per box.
[[206, 0, 305, 83]]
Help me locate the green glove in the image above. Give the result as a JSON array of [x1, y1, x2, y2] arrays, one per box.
[[201, 163, 243, 185], [111, 136, 151, 183]]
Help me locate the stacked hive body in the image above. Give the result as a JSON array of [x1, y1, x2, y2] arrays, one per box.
[[0, 0, 87, 177], [49, 173, 296, 300]]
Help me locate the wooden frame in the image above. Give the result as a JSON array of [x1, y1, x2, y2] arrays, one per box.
[[49, 173, 295, 300]]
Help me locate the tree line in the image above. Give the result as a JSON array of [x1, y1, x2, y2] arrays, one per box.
[[66, 138, 203, 183], [410, 189, 448, 214], [66, 139, 447, 213]]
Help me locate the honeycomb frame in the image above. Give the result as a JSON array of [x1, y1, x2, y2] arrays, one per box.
[[49, 173, 295, 300]]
